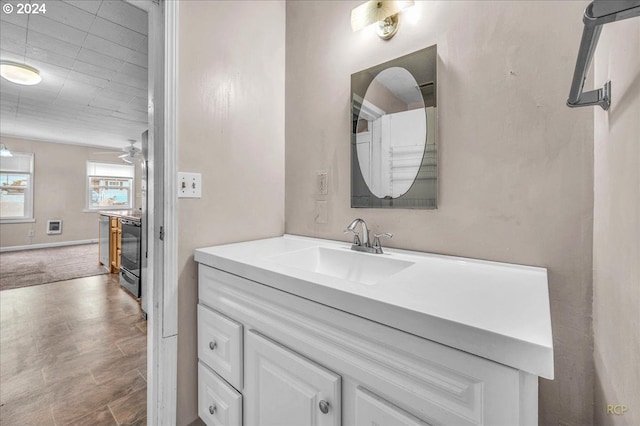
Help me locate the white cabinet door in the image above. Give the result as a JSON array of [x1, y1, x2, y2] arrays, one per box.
[[245, 330, 341, 426], [354, 386, 432, 426]]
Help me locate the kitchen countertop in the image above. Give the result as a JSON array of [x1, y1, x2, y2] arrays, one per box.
[[99, 210, 142, 221], [195, 234, 554, 379]]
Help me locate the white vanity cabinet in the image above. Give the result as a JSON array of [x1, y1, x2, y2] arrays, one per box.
[[197, 263, 539, 426]]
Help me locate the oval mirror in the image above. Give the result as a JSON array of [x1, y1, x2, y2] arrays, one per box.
[[351, 44, 437, 209], [355, 67, 426, 199]]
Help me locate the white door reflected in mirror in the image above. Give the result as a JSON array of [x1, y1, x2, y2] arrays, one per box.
[[355, 67, 427, 199]]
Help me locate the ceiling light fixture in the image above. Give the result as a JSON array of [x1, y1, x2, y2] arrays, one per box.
[[0, 61, 42, 85], [351, 0, 415, 40], [0, 143, 13, 157]]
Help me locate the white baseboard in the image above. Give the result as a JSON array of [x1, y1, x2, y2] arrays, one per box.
[[0, 239, 99, 253]]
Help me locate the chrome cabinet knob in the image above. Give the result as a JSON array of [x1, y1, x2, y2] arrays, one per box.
[[209, 404, 217, 415], [319, 400, 330, 414], [209, 341, 217, 350]]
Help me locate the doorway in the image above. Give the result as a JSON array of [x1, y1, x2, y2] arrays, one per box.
[[0, 0, 178, 422]]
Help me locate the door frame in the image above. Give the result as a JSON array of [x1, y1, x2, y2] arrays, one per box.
[[128, 0, 179, 423]]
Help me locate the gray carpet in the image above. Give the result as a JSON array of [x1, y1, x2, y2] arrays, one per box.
[[0, 243, 109, 291]]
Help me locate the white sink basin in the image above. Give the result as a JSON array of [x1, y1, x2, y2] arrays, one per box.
[[267, 246, 414, 285]]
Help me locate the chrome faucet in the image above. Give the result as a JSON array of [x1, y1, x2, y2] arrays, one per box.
[[345, 218, 370, 247], [345, 218, 392, 254]]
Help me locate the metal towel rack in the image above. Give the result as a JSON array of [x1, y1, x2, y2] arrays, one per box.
[[567, 0, 640, 110]]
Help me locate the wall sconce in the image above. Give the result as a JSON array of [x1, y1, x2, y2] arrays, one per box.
[[351, 0, 415, 40], [0, 61, 42, 85]]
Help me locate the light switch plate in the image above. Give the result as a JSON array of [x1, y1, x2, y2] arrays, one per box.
[[178, 172, 202, 198], [317, 171, 328, 195]]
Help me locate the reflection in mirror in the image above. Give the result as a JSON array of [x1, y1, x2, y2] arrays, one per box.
[[356, 67, 426, 198], [351, 45, 437, 209]]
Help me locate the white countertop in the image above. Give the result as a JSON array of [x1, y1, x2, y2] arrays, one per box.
[[194, 234, 554, 379], [99, 210, 142, 221]]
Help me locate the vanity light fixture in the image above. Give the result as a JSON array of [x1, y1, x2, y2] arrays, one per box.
[[0, 143, 13, 157], [0, 61, 42, 86], [351, 0, 415, 40]]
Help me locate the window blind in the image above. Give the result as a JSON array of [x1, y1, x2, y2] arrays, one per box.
[[87, 161, 134, 178], [0, 152, 34, 173]]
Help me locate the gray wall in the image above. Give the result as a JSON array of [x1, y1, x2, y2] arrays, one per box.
[[176, 1, 285, 424], [0, 136, 122, 248], [593, 17, 640, 426], [285, 1, 593, 425]]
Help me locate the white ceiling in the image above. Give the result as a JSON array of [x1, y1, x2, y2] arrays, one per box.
[[0, 0, 148, 149], [375, 67, 424, 106]]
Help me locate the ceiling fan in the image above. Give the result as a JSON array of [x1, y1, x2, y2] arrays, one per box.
[[94, 140, 142, 164], [118, 140, 142, 163]]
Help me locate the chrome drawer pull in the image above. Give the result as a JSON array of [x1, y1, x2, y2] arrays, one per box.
[[209, 341, 217, 350], [319, 400, 330, 414], [209, 404, 217, 415]]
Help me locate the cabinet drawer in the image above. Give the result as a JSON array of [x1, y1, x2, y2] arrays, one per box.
[[198, 304, 243, 390], [199, 362, 242, 426]]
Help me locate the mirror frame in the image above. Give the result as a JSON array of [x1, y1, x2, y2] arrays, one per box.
[[351, 45, 437, 209]]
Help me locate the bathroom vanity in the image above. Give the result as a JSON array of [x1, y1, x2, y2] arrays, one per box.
[[194, 235, 554, 426]]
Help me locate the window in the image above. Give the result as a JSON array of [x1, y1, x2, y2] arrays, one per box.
[[0, 152, 34, 222], [87, 161, 135, 210]]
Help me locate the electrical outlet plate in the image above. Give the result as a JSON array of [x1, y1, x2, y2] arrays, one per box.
[[178, 172, 202, 198], [316, 200, 328, 224]]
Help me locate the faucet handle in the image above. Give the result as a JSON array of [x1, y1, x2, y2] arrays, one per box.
[[374, 232, 393, 239], [372, 232, 393, 251], [344, 228, 361, 246]]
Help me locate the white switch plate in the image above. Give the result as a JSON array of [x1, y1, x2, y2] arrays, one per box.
[[178, 172, 202, 198], [317, 171, 328, 195]]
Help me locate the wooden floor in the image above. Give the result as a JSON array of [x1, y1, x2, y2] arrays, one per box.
[[0, 273, 147, 425]]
